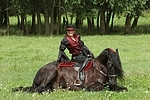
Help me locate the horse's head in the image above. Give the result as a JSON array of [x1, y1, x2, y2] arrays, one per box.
[[96, 48, 124, 81]]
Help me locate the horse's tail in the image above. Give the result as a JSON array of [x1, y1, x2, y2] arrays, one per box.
[[12, 85, 38, 93], [12, 86, 32, 92]]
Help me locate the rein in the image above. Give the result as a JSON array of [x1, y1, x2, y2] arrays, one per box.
[[93, 59, 117, 86], [94, 60, 117, 77], [94, 64, 107, 77]]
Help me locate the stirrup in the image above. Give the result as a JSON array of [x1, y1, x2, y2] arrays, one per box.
[[74, 79, 82, 86]]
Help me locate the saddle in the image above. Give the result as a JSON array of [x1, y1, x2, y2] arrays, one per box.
[[58, 60, 93, 72], [58, 60, 93, 85]]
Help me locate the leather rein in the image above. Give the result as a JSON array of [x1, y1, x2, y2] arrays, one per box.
[[93, 59, 117, 86]]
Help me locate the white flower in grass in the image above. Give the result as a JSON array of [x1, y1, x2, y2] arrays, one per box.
[[145, 91, 149, 94]]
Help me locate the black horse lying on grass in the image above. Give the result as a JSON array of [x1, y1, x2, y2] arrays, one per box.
[[12, 48, 127, 93]]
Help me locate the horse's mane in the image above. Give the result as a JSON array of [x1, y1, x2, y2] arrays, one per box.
[[108, 48, 124, 80], [97, 48, 125, 81]]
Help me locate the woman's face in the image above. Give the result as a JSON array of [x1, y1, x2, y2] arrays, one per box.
[[67, 30, 75, 37]]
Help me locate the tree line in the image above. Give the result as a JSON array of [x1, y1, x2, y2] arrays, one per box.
[[0, 0, 150, 36]]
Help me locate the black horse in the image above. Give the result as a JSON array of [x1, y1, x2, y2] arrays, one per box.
[[12, 48, 127, 93]]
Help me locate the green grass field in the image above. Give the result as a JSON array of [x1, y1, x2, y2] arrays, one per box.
[[0, 35, 150, 100]]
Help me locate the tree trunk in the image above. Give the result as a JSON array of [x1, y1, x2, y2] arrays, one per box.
[[70, 16, 73, 24], [97, 11, 100, 29], [124, 14, 132, 34], [105, 8, 112, 34], [49, 1, 55, 35], [110, 11, 115, 31], [75, 18, 83, 30], [43, 0, 49, 35], [75, 12, 83, 29], [7, 0, 9, 36], [75, 18, 80, 29], [25, 16, 29, 35], [63, 17, 66, 33], [37, 13, 42, 35], [3, 11, 7, 26], [0, 9, 3, 27], [87, 17, 92, 34], [100, 9, 105, 35], [56, 2, 62, 35], [20, 13, 25, 35], [53, 6, 58, 35], [131, 17, 139, 30], [31, 13, 36, 34], [17, 15, 21, 29], [91, 17, 94, 34]]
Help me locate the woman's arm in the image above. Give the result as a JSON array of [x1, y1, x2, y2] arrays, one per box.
[[57, 37, 70, 62]]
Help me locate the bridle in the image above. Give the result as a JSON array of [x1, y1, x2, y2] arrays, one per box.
[[107, 60, 118, 84], [93, 59, 117, 86]]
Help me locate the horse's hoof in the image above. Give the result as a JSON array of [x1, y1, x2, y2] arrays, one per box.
[[116, 87, 128, 92]]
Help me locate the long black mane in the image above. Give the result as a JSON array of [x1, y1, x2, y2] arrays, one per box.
[[96, 48, 124, 81]]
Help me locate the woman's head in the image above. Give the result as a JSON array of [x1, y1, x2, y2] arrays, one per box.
[[66, 24, 76, 37]]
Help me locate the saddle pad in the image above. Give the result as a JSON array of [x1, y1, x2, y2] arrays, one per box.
[[58, 62, 75, 68], [58, 60, 93, 71], [84, 60, 93, 71]]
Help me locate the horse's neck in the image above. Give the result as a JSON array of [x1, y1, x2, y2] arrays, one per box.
[[94, 58, 107, 72], [96, 55, 107, 67]]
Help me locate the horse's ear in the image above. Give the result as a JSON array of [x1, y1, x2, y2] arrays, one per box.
[[116, 49, 119, 54]]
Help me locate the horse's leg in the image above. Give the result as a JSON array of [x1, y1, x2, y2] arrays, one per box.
[[107, 72, 127, 92], [85, 80, 105, 91], [108, 76, 128, 92], [27, 82, 39, 93], [37, 69, 58, 93], [56, 67, 82, 91], [55, 71, 70, 90], [109, 84, 128, 92]]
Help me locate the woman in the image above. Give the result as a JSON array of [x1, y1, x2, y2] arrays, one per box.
[[57, 24, 94, 86]]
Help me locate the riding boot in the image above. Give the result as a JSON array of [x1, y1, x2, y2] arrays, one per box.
[[74, 58, 89, 86]]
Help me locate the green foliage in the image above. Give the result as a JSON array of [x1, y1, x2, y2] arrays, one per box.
[[121, 0, 148, 17], [1, 0, 150, 35], [10, 0, 33, 15], [0, 35, 150, 99]]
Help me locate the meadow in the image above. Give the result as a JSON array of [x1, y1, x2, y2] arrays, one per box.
[[0, 35, 150, 100]]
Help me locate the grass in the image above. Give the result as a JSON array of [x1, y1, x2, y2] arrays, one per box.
[[0, 35, 150, 100]]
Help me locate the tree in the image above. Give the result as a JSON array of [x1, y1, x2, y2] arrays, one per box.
[[1, 0, 150, 36], [0, 0, 7, 28], [121, 0, 148, 34]]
